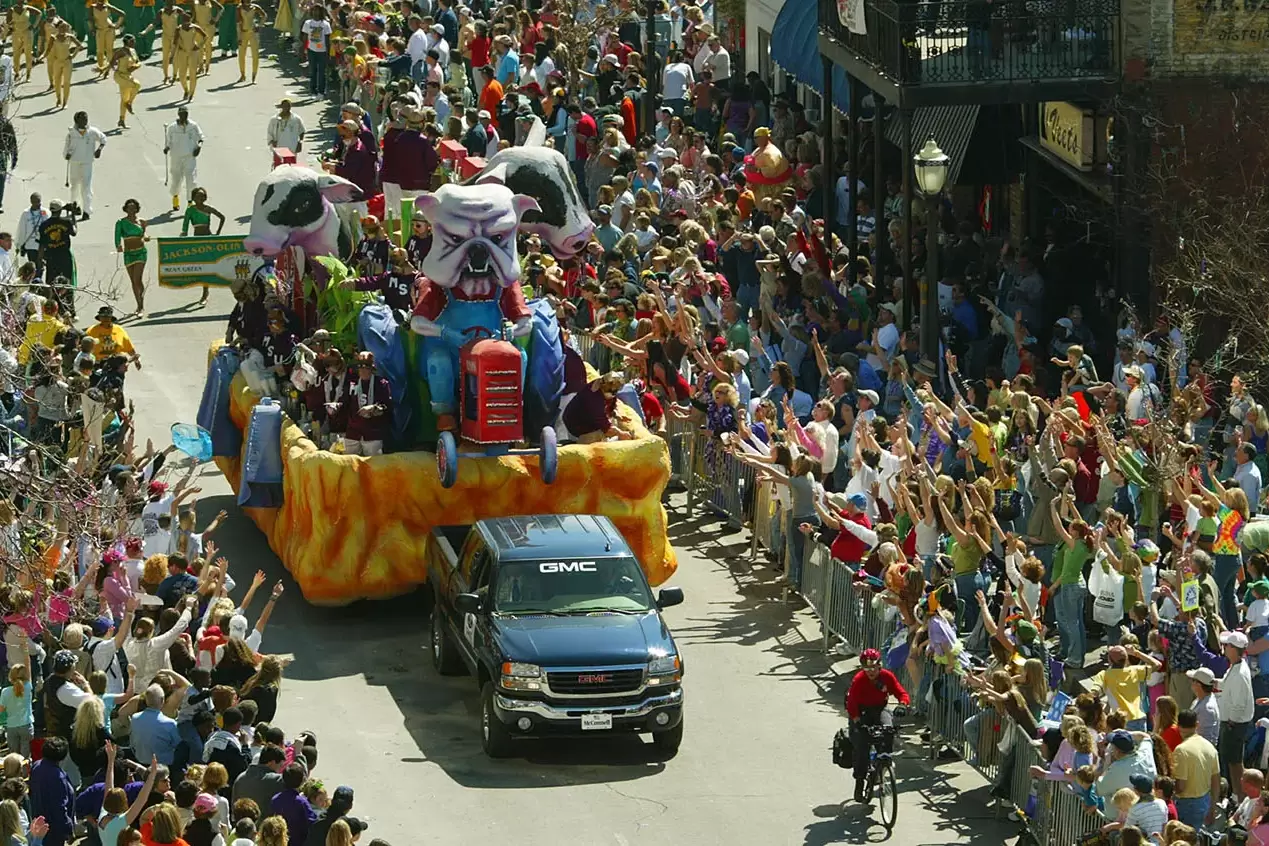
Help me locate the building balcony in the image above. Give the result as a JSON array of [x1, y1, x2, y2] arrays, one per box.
[[817, 0, 1121, 106]]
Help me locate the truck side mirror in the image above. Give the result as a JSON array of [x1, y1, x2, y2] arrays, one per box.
[[455, 592, 483, 614], [656, 587, 684, 609]]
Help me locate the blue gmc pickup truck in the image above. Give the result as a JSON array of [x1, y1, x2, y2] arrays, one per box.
[[428, 514, 685, 758]]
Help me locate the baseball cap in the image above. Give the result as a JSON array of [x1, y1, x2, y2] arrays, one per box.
[[341, 102, 364, 115], [1129, 773, 1154, 793], [90, 616, 113, 637], [1221, 630, 1249, 649], [847, 493, 868, 510], [345, 818, 368, 836], [597, 204, 612, 215], [601, 53, 619, 65], [332, 786, 354, 808], [644, 160, 660, 174], [477, 109, 491, 120], [1186, 666, 1217, 687], [732, 349, 749, 366], [52, 650, 77, 673], [858, 389, 879, 406], [193, 794, 218, 815], [1055, 317, 1074, 329], [1106, 730, 1135, 753]]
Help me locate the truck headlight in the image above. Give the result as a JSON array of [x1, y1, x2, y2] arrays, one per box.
[[500, 661, 543, 691], [647, 654, 681, 685]]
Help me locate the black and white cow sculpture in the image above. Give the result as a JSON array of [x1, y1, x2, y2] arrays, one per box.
[[244, 166, 365, 260]]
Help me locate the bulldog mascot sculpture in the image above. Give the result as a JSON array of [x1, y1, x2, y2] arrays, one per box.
[[408, 182, 540, 431]]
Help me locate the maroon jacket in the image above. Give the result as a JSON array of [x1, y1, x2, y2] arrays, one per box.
[[341, 375, 393, 442], [381, 127, 438, 191], [334, 139, 378, 198]]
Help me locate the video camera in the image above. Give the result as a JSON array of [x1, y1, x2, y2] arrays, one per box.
[[61, 201, 82, 220]]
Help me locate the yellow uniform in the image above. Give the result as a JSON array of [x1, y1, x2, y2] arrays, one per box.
[[10, 7, 35, 81], [47, 32, 79, 107], [90, 4, 118, 71], [113, 46, 139, 125], [40, 16, 61, 88], [236, 2, 258, 81], [172, 23, 201, 98], [159, 5, 179, 80], [190, 0, 212, 71]]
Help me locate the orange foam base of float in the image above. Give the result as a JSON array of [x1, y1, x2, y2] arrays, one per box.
[[211, 348, 677, 606]]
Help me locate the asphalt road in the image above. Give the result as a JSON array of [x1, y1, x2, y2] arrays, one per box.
[[9, 36, 1023, 845]]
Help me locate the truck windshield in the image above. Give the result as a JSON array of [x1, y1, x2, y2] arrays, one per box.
[[492, 557, 656, 614]]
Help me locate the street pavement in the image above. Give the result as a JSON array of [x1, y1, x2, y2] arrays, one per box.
[[9, 37, 1022, 845]]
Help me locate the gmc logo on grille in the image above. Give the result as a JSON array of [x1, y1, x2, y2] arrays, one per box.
[[577, 674, 612, 684]]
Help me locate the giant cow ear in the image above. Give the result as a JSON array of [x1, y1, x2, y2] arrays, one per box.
[[512, 195, 540, 221], [474, 163, 509, 186], [414, 193, 438, 221], [315, 173, 364, 205]]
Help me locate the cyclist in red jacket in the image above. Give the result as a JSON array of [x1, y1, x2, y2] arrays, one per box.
[[845, 648, 910, 802]]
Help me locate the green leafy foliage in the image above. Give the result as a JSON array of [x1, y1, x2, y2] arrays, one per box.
[[307, 256, 377, 352]]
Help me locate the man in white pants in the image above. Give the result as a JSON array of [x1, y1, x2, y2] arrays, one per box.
[[164, 106, 204, 211], [62, 112, 106, 221]]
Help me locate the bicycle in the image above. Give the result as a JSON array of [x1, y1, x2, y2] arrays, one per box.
[[862, 709, 905, 830]]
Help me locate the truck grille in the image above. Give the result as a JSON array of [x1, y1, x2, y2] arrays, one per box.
[[547, 668, 645, 695]]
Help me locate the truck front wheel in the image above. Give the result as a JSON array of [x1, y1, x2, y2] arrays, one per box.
[[652, 716, 683, 757], [480, 682, 515, 758], [430, 608, 464, 676]]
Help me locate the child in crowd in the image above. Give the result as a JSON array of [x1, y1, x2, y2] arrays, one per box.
[[1246, 579, 1269, 676], [1074, 765, 1104, 813], [1109, 788, 1138, 827], [1155, 777, 1179, 822]]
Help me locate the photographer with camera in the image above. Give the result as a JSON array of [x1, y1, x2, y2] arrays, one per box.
[[38, 199, 76, 316]]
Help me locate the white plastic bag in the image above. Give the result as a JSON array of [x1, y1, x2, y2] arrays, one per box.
[[1090, 562, 1124, 626]]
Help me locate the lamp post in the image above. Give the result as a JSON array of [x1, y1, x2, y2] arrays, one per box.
[[913, 135, 949, 361]]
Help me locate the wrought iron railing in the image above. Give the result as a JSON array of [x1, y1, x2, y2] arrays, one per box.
[[819, 0, 1119, 86]]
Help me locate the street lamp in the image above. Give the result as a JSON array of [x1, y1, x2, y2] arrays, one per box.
[[913, 136, 950, 361]]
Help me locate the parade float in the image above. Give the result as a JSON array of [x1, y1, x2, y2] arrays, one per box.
[[193, 149, 677, 606]]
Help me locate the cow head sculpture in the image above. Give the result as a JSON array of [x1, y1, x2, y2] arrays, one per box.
[[466, 147, 594, 259], [244, 166, 365, 259], [414, 183, 540, 302]]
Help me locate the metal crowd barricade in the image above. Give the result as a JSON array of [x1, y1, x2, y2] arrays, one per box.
[[750, 480, 777, 564], [664, 416, 694, 487], [790, 552, 1113, 846], [572, 332, 595, 363], [683, 429, 713, 514], [1045, 783, 1105, 846]]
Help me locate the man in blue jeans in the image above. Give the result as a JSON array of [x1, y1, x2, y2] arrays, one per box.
[[1172, 709, 1221, 831]]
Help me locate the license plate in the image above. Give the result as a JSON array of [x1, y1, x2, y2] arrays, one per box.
[[581, 713, 613, 731]]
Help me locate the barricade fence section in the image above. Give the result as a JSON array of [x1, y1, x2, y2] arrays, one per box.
[[800, 539, 1114, 845], [662, 449, 1112, 843]]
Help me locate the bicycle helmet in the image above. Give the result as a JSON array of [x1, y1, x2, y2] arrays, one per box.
[[860, 648, 882, 666]]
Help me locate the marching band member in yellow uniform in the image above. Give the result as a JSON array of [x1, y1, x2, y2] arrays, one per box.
[[37, 5, 65, 89], [88, 0, 124, 77], [172, 16, 204, 99], [47, 20, 82, 107], [189, 0, 218, 74], [235, 0, 261, 82], [8, 3, 41, 83], [109, 32, 139, 128], [158, 0, 180, 83]]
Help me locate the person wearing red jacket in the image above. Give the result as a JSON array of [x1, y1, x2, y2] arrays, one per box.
[[845, 648, 909, 802]]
